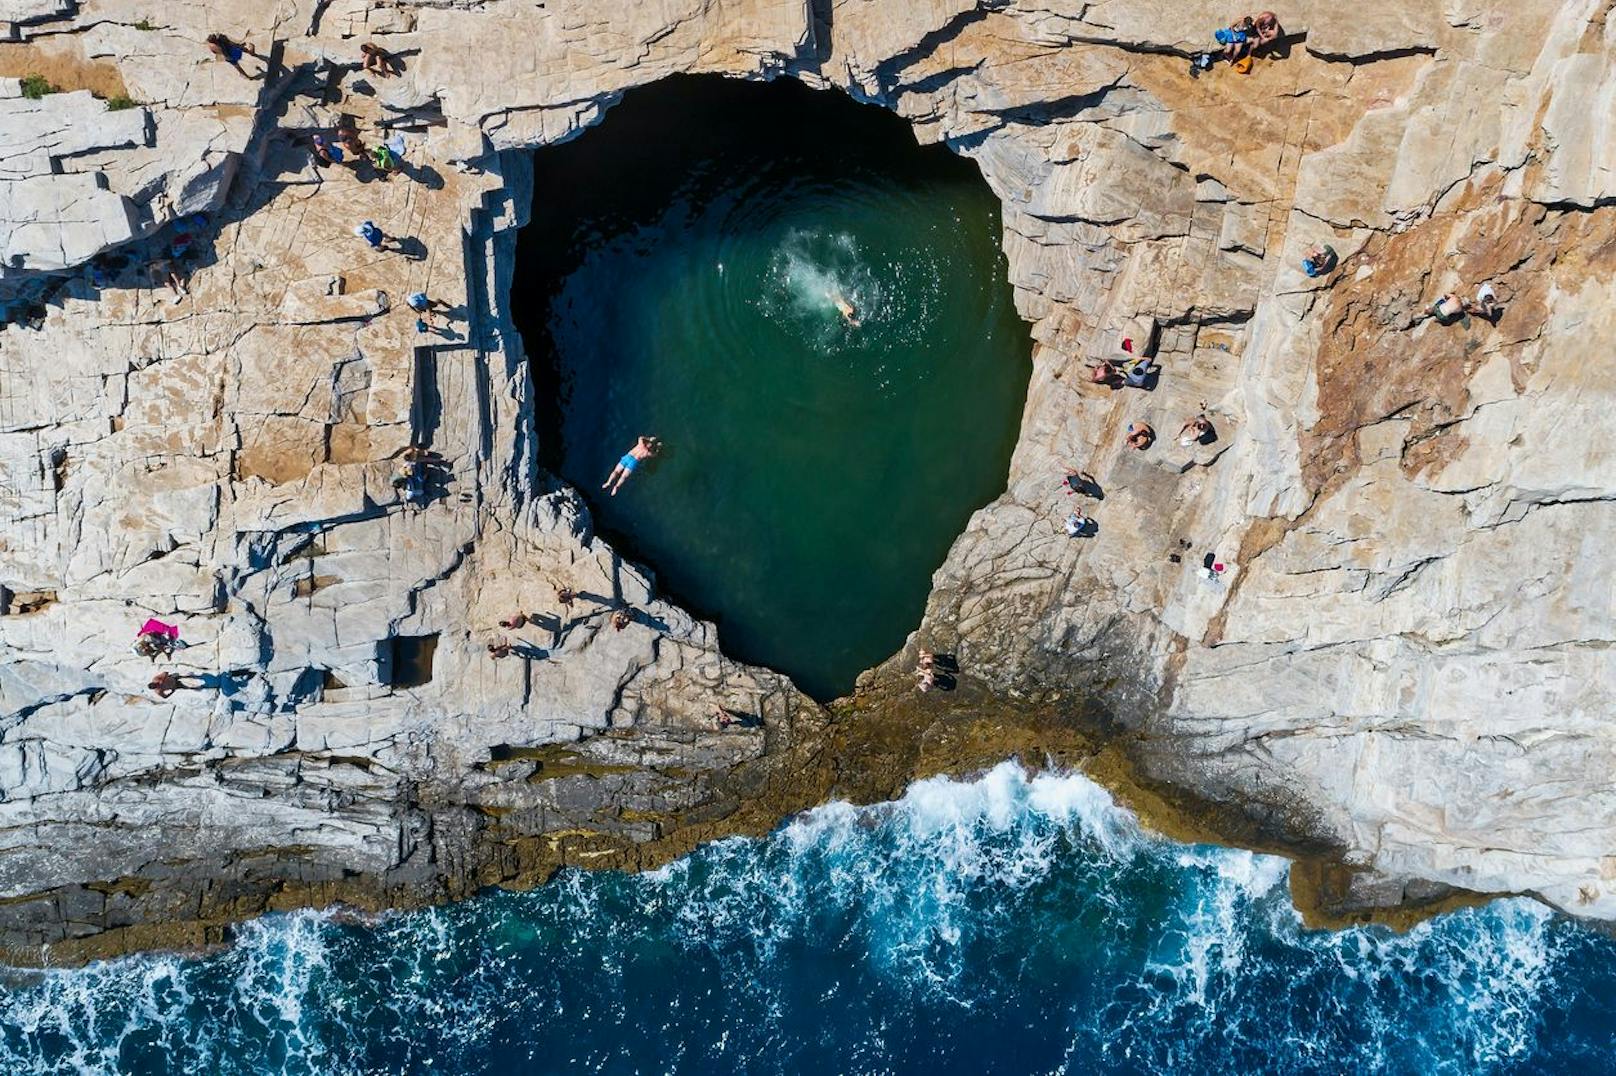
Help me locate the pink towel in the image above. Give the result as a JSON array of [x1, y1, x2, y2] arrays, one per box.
[[138, 618, 179, 640]]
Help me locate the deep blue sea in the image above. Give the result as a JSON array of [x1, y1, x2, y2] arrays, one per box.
[[3, 762, 1613, 1074]]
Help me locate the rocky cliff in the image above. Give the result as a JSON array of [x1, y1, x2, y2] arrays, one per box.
[[1, 0, 1613, 962]]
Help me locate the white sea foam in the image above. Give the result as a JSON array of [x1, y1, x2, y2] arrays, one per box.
[[0, 764, 1589, 1073]]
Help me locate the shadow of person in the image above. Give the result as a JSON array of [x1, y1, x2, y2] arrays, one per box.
[[393, 236, 429, 261]]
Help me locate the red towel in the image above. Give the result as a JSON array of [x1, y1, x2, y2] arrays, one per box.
[[138, 618, 179, 640]]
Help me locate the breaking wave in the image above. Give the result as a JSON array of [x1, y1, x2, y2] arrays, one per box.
[[2, 762, 1612, 1074]]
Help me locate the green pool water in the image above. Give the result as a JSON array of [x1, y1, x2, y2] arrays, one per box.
[[516, 76, 1031, 701]]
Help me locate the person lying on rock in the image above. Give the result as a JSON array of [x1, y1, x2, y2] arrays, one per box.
[[1179, 413, 1215, 447], [602, 436, 662, 495], [1086, 360, 1124, 389]]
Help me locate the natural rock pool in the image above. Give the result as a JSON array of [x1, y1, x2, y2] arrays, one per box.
[[515, 76, 1031, 700]]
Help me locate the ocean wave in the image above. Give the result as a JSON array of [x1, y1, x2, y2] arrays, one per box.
[[0, 763, 1609, 1074]]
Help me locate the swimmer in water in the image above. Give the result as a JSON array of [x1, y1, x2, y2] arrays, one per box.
[[602, 435, 662, 496], [830, 291, 860, 327]]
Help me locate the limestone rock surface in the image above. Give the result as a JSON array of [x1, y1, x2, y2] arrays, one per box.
[[1, 0, 1615, 958]]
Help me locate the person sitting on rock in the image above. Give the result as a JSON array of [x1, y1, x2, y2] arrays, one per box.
[[132, 618, 182, 660], [1463, 282, 1502, 323], [206, 33, 262, 77], [148, 258, 188, 303], [602, 436, 661, 496], [1179, 413, 1215, 447], [487, 638, 513, 659], [336, 122, 366, 158], [1126, 422, 1155, 450], [1302, 243, 1337, 278], [311, 133, 347, 167], [1251, 11, 1283, 55], [392, 457, 428, 505], [498, 613, 529, 630], [360, 42, 400, 77], [1430, 292, 1469, 325], [1064, 510, 1091, 538], [1122, 356, 1157, 388], [1215, 16, 1256, 63]]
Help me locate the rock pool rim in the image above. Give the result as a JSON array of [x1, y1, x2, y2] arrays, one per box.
[[514, 73, 1031, 702], [0, 65, 1518, 970]]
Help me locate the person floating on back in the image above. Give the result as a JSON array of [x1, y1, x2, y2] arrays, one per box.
[[602, 436, 661, 496]]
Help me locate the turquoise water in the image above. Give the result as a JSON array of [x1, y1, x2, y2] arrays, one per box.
[[4, 761, 1614, 1073], [516, 77, 1031, 700]]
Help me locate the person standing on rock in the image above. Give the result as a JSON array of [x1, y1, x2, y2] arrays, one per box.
[[407, 291, 448, 331], [611, 609, 633, 632], [149, 671, 181, 698], [355, 220, 390, 251], [602, 436, 661, 496]]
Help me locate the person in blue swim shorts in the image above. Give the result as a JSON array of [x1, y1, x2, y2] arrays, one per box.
[[602, 436, 663, 496], [1215, 16, 1256, 63]]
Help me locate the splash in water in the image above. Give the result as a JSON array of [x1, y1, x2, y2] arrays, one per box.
[[763, 229, 883, 345], [3, 762, 1615, 1074]]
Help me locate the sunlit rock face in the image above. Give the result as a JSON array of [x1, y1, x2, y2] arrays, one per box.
[[516, 75, 1030, 701], [1, 0, 1615, 959]]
